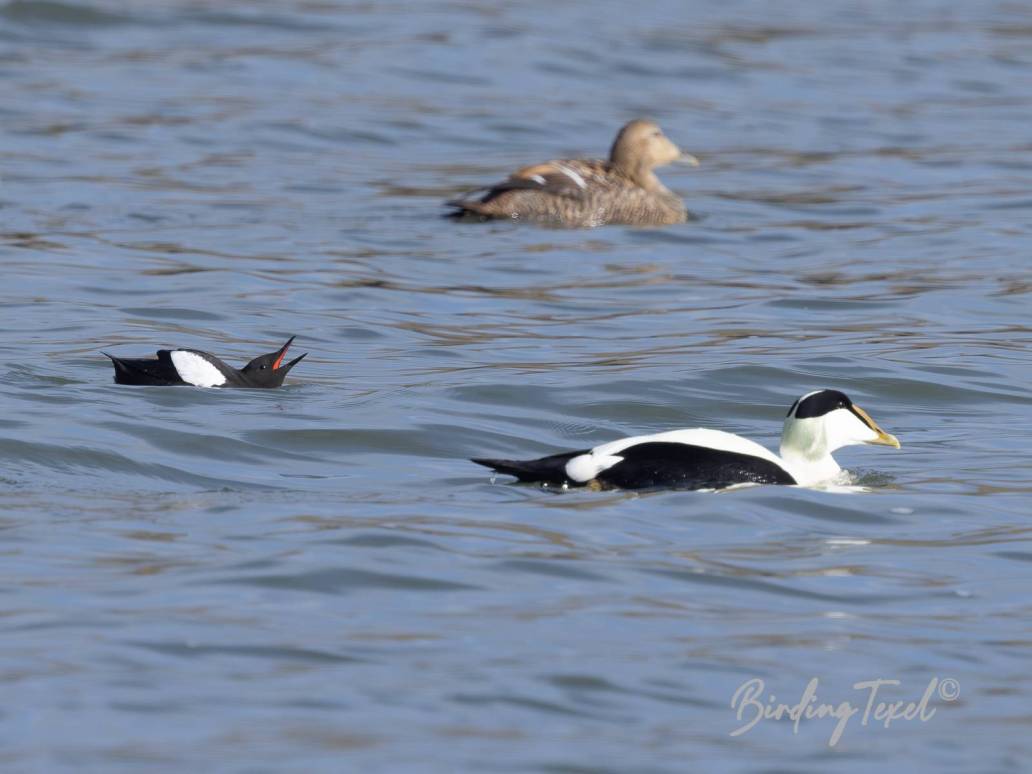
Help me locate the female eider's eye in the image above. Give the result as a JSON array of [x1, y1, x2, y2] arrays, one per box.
[[261, 365, 267, 370]]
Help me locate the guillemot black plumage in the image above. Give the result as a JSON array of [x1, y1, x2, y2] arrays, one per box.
[[104, 336, 306, 388], [473, 389, 900, 491]]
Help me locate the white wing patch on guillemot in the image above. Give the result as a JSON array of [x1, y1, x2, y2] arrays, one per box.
[[563, 428, 785, 483], [170, 350, 226, 387]]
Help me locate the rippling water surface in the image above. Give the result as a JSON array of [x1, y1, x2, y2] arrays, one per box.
[[2, 1, 1031, 771]]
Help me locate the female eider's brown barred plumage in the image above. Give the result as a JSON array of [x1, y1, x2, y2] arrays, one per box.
[[446, 119, 697, 228]]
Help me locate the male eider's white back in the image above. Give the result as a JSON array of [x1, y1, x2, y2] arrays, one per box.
[[170, 351, 226, 388], [565, 428, 783, 483]]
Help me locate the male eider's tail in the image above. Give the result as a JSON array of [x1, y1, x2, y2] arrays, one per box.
[[471, 450, 590, 486]]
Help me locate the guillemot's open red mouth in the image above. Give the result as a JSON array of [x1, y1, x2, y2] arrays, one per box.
[[272, 336, 295, 370]]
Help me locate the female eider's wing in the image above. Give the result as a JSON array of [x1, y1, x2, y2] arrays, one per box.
[[449, 160, 609, 210], [490, 161, 597, 198]]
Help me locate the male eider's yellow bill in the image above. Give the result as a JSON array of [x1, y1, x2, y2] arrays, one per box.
[[853, 404, 901, 449]]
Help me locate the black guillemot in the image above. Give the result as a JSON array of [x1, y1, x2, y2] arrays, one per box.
[[104, 336, 306, 388]]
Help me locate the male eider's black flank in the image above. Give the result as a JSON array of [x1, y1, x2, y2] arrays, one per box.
[[476, 443, 795, 491], [473, 389, 900, 492], [105, 336, 306, 388]]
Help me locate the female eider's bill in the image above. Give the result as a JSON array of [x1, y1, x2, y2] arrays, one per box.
[[446, 119, 699, 227], [472, 390, 900, 492], [104, 336, 306, 388]]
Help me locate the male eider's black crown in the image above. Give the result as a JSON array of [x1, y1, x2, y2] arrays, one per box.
[[789, 389, 852, 419]]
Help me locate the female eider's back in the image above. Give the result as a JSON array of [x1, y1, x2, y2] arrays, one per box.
[[446, 119, 698, 228]]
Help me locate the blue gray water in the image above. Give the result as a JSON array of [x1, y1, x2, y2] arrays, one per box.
[[2, 0, 1031, 771]]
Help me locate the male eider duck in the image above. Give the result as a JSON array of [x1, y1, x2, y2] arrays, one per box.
[[105, 336, 306, 388], [446, 119, 698, 227], [472, 390, 900, 491]]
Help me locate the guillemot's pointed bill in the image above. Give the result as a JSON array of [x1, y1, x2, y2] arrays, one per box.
[[238, 337, 307, 388], [473, 389, 900, 492], [271, 336, 296, 370], [106, 337, 306, 388]]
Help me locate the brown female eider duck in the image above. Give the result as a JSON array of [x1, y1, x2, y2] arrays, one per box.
[[446, 119, 698, 228]]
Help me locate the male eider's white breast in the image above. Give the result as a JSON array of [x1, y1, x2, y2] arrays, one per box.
[[564, 428, 784, 483], [170, 350, 226, 388]]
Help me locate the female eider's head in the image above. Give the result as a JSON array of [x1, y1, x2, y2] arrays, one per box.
[[779, 389, 899, 484], [609, 120, 698, 184]]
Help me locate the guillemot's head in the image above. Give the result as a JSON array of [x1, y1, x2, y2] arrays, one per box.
[[239, 336, 307, 388], [780, 389, 900, 463]]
